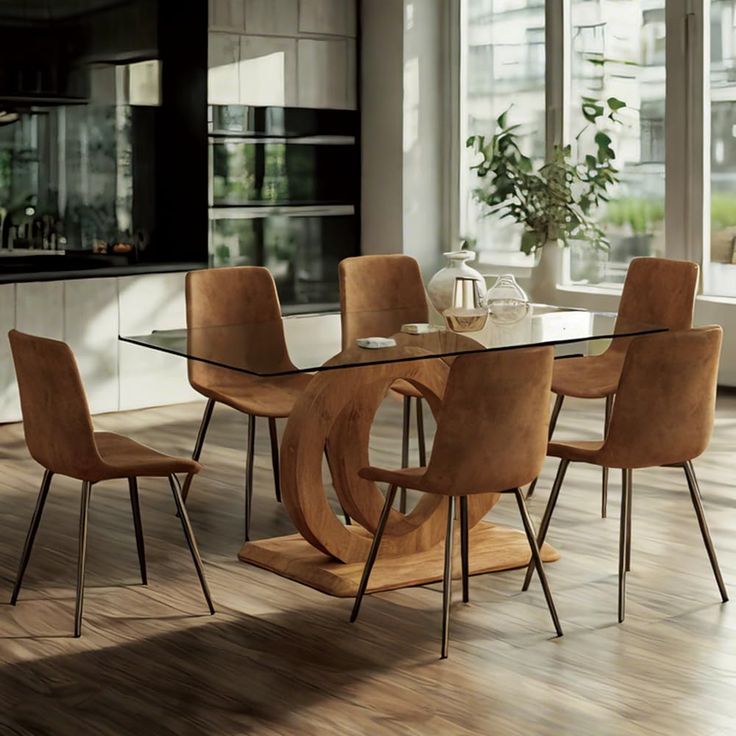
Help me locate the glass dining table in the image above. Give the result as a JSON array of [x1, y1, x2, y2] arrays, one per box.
[[120, 305, 665, 598]]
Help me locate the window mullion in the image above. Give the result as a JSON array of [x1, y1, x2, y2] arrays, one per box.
[[545, 0, 570, 156], [666, 0, 707, 270]]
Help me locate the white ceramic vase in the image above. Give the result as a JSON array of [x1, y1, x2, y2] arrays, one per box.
[[427, 250, 487, 314], [528, 241, 562, 303]]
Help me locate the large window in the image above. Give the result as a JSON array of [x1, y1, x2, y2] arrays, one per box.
[[456, 1, 736, 383], [709, 0, 736, 296], [460, 0, 670, 287], [460, 0, 545, 266], [568, 0, 666, 286]]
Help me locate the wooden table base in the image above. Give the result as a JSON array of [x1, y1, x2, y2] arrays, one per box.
[[239, 521, 560, 598]]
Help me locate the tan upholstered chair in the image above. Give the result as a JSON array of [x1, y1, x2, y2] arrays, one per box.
[[339, 255, 430, 513], [528, 257, 699, 518], [8, 330, 214, 637], [350, 346, 562, 658], [184, 266, 312, 540], [523, 326, 728, 622]]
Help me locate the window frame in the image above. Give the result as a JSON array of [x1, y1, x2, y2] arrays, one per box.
[[453, 0, 700, 283]]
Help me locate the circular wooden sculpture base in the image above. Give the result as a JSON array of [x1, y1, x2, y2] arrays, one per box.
[[239, 346, 559, 596]]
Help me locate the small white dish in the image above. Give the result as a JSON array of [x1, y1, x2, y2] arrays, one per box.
[[356, 337, 397, 349], [400, 323, 444, 334]]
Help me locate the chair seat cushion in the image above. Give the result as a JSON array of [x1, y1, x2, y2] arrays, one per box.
[[359, 465, 430, 491], [552, 351, 626, 399], [94, 432, 201, 480], [358, 465, 512, 496], [547, 439, 605, 464], [390, 379, 423, 398], [192, 373, 312, 418]]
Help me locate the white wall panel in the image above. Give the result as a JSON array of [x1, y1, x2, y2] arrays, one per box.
[[209, 0, 245, 32], [245, 0, 298, 35], [16, 282, 64, 338], [64, 278, 119, 415], [118, 273, 197, 411], [345, 38, 357, 109], [299, 0, 356, 37], [208, 32, 242, 105], [297, 38, 349, 109], [240, 36, 298, 107], [0, 285, 19, 423]]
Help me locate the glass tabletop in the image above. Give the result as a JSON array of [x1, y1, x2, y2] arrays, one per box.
[[119, 305, 666, 378]]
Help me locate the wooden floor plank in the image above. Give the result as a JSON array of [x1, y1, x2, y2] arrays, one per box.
[[0, 392, 735, 735]]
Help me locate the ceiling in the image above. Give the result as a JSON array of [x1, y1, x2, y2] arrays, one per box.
[[0, 0, 124, 21]]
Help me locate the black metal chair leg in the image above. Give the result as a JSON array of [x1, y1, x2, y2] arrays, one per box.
[[350, 484, 398, 622], [618, 469, 631, 623], [416, 397, 426, 466], [527, 394, 564, 499], [515, 489, 563, 637], [169, 475, 215, 614], [11, 469, 53, 605], [602, 394, 613, 518], [522, 459, 570, 591], [245, 414, 256, 541], [625, 468, 632, 572], [683, 461, 729, 602], [460, 496, 469, 603], [441, 496, 457, 659], [399, 396, 411, 513], [128, 477, 147, 585], [268, 417, 282, 503], [74, 480, 92, 638], [182, 398, 215, 503]]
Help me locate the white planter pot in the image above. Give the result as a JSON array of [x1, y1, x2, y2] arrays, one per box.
[[529, 242, 562, 303]]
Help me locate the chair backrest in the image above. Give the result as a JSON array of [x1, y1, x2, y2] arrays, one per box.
[[186, 266, 282, 328], [185, 266, 294, 384], [421, 346, 554, 495], [613, 258, 698, 343], [8, 330, 102, 478], [339, 255, 429, 348], [602, 326, 722, 468]]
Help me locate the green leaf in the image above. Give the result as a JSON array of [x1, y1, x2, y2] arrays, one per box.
[[497, 108, 511, 130], [520, 230, 541, 255], [582, 101, 604, 123], [607, 97, 626, 111]]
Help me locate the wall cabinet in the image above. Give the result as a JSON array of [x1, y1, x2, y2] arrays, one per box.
[[299, 0, 357, 37], [208, 0, 358, 110], [209, 0, 245, 32], [245, 0, 299, 35]]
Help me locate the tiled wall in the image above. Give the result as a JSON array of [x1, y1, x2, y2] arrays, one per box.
[[208, 0, 357, 109]]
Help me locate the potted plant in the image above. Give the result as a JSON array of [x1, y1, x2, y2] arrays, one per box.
[[466, 97, 625, 297]]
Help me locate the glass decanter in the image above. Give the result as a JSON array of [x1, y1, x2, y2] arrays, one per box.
[[486, 273, 530, 325]]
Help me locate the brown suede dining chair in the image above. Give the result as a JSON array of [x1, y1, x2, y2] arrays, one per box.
[[522, 326, 728, 623], [339, 254, 431, 514], [183, 266, 313, 540], [8, 330, 214, 637], [527, 257, 699, 518], [350, 346, 562, 659]]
